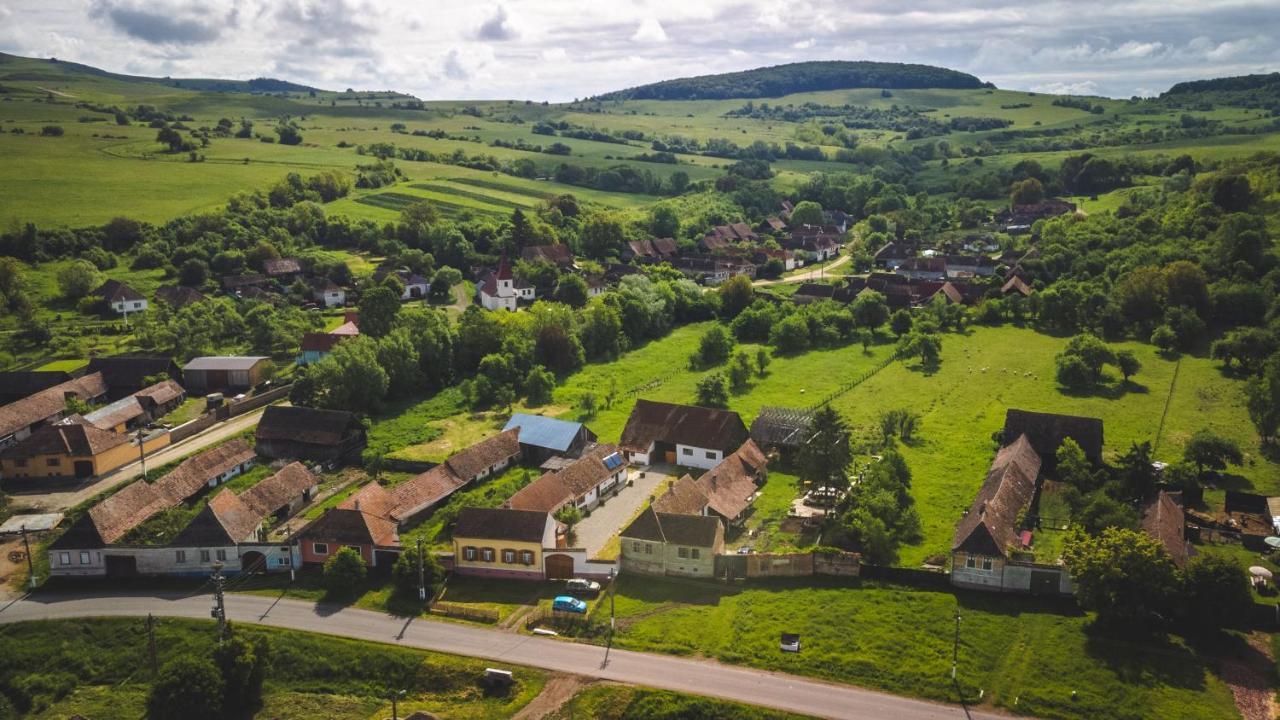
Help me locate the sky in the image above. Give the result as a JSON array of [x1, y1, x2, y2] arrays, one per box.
[[1, 0, 1278, 101]]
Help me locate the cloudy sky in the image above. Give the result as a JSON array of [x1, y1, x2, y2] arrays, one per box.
[[2, 0, 1278, 100]]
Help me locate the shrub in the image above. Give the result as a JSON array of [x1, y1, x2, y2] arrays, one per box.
[[148, 655, 225, 720], [322, 547, 367, 596]]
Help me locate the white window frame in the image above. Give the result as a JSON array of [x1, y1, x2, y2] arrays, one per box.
[[200, 550, 211, 563], [313, 542, 329, 555], [79, 551, 90, 565], [60, 552, 71, 566], [502, 549, 516, 564], [463, 546, 477, 561], [520, 550, 534, 565], [175, 550, 187, 563], [481, 548, 495, 562]]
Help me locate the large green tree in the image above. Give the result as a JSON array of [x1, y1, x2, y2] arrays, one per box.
[[1061, 527, 1178, 627], [358, 285, 401, 338], [148, 656, 225, 720], [799, 405, 853, 491]]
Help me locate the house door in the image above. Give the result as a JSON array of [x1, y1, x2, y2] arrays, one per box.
[[240, 551, 266, 573], [104, 555, 137, 578], [73, 461, 93, 478], [544, 554, 574, 580], [1029, 570, 1060, 595]]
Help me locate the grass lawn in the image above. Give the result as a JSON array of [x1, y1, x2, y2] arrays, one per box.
[[158, 396, 206, 426], [604, 576, 1239, 720], [0, 617, 545, 719], [727, 470, 811, 553], [35, 358, 88, 372], [551, 685, 814, 719], [397, 465, 536, 551]]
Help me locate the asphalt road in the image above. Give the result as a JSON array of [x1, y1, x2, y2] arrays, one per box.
[[0, 590, 1008, 720], [754, 252, 853, 287]]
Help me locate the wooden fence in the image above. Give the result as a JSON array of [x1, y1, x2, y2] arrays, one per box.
[[859, 563, 953, 590], [429, 602, 500, 624], [807, 350, 902, 411]]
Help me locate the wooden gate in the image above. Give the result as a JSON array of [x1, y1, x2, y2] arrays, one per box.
[[544, 553, 574, 580], [1030, 569, 1061, 595]]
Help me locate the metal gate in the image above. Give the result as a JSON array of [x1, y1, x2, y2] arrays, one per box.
[[1030, 569, 1060, 595], [104, 555, 137, 578]]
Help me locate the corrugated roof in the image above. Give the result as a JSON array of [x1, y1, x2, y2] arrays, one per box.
[[182, 356, 269, 372], [502, 414, 583, 452]]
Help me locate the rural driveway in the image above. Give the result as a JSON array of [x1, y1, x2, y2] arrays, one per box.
[[5, 407, 271, 513], [0, 590, 1010, 720], [572, 468, 669, 556], [754, 252, 853, 287]]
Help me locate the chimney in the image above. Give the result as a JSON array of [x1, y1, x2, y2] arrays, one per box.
[[354, 499, 361, 511]]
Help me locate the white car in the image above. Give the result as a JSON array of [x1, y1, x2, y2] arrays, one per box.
[[565, 578, 601, 595]]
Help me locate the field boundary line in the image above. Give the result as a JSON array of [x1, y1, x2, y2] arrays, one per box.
[[1152, 356, 1181, 455]]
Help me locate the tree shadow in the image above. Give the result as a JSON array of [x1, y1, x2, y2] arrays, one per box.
[[1081, 623, 1209, 692], [1057, 379, 1147, 400]]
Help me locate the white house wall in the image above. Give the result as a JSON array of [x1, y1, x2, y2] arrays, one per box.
[[675, 444, 722, 470]]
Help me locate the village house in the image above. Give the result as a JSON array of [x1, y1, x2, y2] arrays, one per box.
[[622, 237, 679, 263], [703, 222, 758, 245], [391, 270, 430, 300], [240, 462, 319, 523], [505, 445, 628, 514], [383, 428, 522, 524], [262, 258, 303, 282], [1001, 276, 1034, 297], [85, 355, 184, 400], [0, 372, 108, 449], [0, 418, 169, 480], [897, 257, 948, 282], [1001, 408, 1104, 468], [297, 315, 360, 366], [255, 405, 367, 463], [153, 285, 206, 309], [45, 440, 257, 577], [82, 379, 185, 433], [477, 255, 534, 311], [694, 440, 768, 526], [620, 400, 749, 470], [502, 414, 597, 466], [756, 216, 787, 234], [452, 507, 557, 581], [181, 356, 271, 394], [520, 244, 575, 268], [619, 506, 724, 579], [872, 242, 913, 269], [310, 277, 346, 308], [652, 474, 710, 516], [294, 482, 401, 568], [95, 279, 147, 316], [1141, 491, 1190, 568], [221, 273, 270, 295]]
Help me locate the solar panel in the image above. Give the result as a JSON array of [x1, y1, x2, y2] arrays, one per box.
[[602, 452, 623, 470]]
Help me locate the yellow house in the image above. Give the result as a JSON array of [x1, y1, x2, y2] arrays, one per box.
[[451, 507, 555, 580], [0, 422, 170, 480]]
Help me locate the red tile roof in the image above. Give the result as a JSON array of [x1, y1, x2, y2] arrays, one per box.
[[952, 434, 1041, 557], [0, 372, 108, 438], [240, 462, 317, 516]]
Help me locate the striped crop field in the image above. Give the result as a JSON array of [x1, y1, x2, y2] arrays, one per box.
[[445, 177, 559, 200], [409, 183, 539, 210], [354, 191, 505, 218]]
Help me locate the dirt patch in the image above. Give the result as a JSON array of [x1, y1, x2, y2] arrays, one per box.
[[1219, 633, 1277, 720], [0, 537, 29, 597], [512, 674, 590, 720]]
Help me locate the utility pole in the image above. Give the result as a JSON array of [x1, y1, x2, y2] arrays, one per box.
[[211, 562, 227, 641], [416, 537, 426, 602], [285, 525, 295, 582], [951, 610, 961, 681], [388, 689, 405, 720], [146, 613, 158, 678], [602, 568, 616, 668], [20, 525, 35, 589]]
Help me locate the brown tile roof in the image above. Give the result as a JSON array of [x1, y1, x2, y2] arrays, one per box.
[[651, 238, 678, 257], [938, 282, 965, 304], [1141, 491, 1188, 568], [299, 332, 344, 353], [454, 507, 550, 543], [443, 428, 520, 481], [155, 439, 256, 504], [173, 489, 261, 545], [695, 440, 766, 521], [95, 279, 144, 303], [263, 258, 303, 276], [1001, 276, 1033, 296], [952, 434, 1041, 557], [1002, 409, 1104, 466], [86, 480, 171, 544], [621, 506, 721, 547], [505, 473, 573, 513], [627, 240, 657, 258], [221, 273, 268, 290], [135, 380, 185, 408], [651, 474, 708, 515], [389, 465, 465, 520], [154, 285, 206, 308], [240, 462, 317, 516], [297, 507, 398, 548], [0, 420, 129, 459], [620, 400, 748, 455], [256, 406, 360, 445], [338, 482, 397, 519], [0, 372, 108, 439], [520, 244, 574, 266]]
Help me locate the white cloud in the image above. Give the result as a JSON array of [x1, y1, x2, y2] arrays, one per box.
[[631, 18, 667, 43], [1031, 80, 1100, 95], [792, 38, 816, 50]]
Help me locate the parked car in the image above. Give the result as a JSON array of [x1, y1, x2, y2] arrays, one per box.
[[803, 488, 841, 507], [552, 596, 588, 614], [565, 578, 601, 595]]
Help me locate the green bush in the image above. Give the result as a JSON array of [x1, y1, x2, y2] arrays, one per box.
[[322, 547, 367, 596], [148, 655, 224, 720]]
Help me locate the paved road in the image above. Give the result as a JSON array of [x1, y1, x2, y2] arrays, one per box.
[[7, 407, 270, 513], [0, 591, 1007, 720], [754, 253, 853, 287]]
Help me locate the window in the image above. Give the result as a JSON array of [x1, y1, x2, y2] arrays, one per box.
[[691, 548, 700, 559], [981, 558, 993, 571], [520, 550, 534, 565], [644, 543, 653, 555], [481, 548, 495, 562], [502, 549, 516, 564], [463, 546, 477, 561], [677, 547, 689, 559], [313, 542, 329, 555], [175, 550, 187, 563], [200, 550, 211, 563], [59, 552, 71, 566], [277, 557, 290, 566], [79, 551, 90, 565], [632, 541, 641, 553], [682, 448, 692, 456], [705, 451, 716, 460], [47, 457, 60, 466], [216, 549, 226, 561], [965, 556, 976, 569]]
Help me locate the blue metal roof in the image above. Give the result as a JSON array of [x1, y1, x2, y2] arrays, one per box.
[[502, 414, 583, 452]]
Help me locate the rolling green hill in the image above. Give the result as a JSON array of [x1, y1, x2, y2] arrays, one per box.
[[0, 52, 323, 95], [591, 60, 990, 100]]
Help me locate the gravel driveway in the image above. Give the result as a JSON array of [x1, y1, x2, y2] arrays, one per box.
[[571, 467, 671, 555]]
